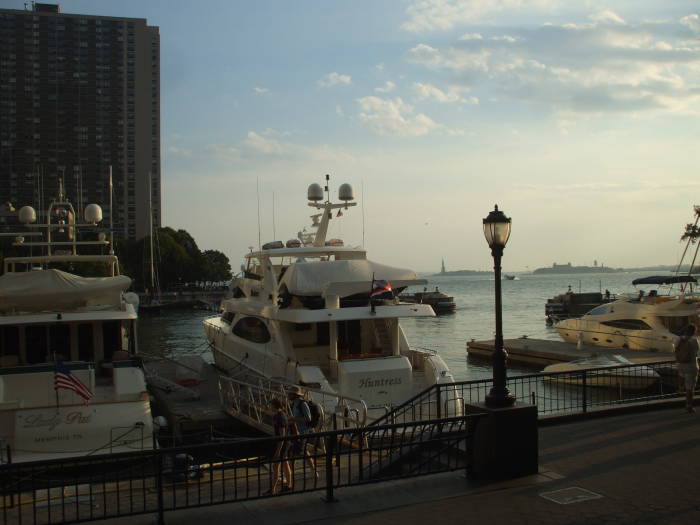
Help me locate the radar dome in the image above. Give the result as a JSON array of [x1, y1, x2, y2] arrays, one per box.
[[338, 183, 354, 202], [307, 183, 323, 201], [84, 204, 103, 224], [18, 206, 36, 224]]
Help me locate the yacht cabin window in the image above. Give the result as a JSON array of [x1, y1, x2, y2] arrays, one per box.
[[221, 311, 235, 324], [49, 324, 71, 361], [103, 320, 122, 361], [26, 325, 48, 364], [78, 323, 94, 361], [232, 317, 271, 344], [0, 326, 20, 366], [600, 319, 652, 330]]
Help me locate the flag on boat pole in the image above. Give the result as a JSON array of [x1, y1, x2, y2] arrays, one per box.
[[370, 275, 394, 314], [54, 361, 93, 405]]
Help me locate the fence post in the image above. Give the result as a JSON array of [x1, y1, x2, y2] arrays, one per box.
[[323, 432, 338, 503], [155, 449, 165, 525], [581, 372, 588, 413], [436, 386, 442, 419]]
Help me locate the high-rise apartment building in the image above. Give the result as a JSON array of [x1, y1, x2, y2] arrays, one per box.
[[0, 3, 160, 240]]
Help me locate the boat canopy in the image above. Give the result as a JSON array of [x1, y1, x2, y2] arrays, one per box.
[[279, 259, 425, 297], [631, 275, 697, 286], [0, 269, 131, 314]]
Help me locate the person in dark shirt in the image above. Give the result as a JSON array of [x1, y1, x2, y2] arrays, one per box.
[[266, 397, 292, 495]]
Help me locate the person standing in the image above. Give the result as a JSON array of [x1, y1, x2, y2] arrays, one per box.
[[287, 386, 318, 481], [675, 325, 699, 413], [266, 397, 292, 495]]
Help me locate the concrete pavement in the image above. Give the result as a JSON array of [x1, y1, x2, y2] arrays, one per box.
[[111, 405, 700, 525]]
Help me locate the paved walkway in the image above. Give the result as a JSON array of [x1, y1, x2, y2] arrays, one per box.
[[112, 405, 700, 525]]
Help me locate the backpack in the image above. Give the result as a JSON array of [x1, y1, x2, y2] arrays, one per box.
[[675, 338, 693, 364], [307, 400, 322, 430]]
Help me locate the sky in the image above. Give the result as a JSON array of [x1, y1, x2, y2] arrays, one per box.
[[8, 1, 700, 272]]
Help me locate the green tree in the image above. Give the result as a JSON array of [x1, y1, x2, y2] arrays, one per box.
[[201, 249, 232, 281]]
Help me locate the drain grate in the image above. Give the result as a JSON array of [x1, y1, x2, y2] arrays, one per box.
[[540, 487, 603, 505]]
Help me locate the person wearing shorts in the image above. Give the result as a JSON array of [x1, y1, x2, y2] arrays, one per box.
[[676, 325, 699, 413]]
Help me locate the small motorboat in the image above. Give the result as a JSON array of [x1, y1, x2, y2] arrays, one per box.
[[542, 354, 661, 390], [399, 287, 456, 314]]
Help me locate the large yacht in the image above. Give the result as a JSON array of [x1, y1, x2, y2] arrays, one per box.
[[0, 181, 154, 463], [555, 275, 700, 352], [204, 178, 461, 422]]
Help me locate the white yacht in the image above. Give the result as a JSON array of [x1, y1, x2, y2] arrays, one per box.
[[204, 178, 461, 422], [543, 355, 660, 390], [0, 181, 154, 463], [555, 275, 700, 353]]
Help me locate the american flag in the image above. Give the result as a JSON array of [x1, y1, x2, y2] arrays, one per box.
[[370, 279, 394, 300], [54, 362, 93, 403]]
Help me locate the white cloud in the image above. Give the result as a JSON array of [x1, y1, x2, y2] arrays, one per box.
[[402, 0, 555, 32], [318, 72, 352, 88], [413, 82, 478, 104], [243, 131, 286, 154], [406, 14, 700, 117], [681, 14, 700, 33], [589, 10, 625, 26], [167, 145, 192, 157], [356, 96, 464, 136], [253, 87, 269, 94], [375, 81, 397, 93]]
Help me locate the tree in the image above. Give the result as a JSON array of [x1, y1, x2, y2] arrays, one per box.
[[201, 249, 232, 281]]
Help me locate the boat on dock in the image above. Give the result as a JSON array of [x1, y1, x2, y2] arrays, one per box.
[[545, 288, 615, 325], [555, 275, 700, 352], [203, 177, 462, 424], [542, 355, 660, 390], [0, 179, 154, 463]]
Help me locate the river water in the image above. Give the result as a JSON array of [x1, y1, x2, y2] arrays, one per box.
[[137, 270, 667, 382]]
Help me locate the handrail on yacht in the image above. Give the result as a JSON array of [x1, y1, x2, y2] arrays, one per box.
[[218, 374, 369, 431]]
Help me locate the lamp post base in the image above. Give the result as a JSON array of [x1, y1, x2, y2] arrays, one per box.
[[485, 388, 515, 408]]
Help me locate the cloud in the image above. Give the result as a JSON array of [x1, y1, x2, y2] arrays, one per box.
[[243, 130, 286, 154], [406, 13, 700, 116], [402, 0, 554, 32], [206, 129, 357, 165], [253, 87, 269, 94], [413, 82, 479, 104], [167, 145, 192, 157], [681, 14, 700, 33], [318, 72, 352, 88], [356, 96, 464, 136], [375, 81, 397, 93]]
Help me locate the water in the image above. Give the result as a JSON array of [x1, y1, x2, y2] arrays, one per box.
[[137, 270, 664, 382]]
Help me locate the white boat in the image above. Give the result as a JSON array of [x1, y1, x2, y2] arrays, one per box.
[[204, 178, 462, 422], [555, 275, 700, 353], [0, 179, 154, 464], [543, 355, 661, 390]]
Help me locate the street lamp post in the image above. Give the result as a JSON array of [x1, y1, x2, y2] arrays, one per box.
[[483, 205, 515, 408]]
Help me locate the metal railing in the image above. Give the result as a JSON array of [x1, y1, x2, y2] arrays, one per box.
[[218, 375, 368, 433], [0, 413, 483, 525], [375, 359, 683, 426]]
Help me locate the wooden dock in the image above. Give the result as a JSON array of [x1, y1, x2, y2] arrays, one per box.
[[467, 337, 674, 367]]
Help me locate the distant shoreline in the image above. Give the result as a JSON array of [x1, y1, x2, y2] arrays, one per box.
[[429, 264, 687, 277]]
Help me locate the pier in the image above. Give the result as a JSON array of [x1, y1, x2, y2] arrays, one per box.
[[467, 337, 674, 366]]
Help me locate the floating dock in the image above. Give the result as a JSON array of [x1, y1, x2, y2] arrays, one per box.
[[145, 358, 261, 446], [467, 338, 674, 367]]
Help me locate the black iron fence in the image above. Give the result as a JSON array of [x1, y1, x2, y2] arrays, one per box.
[[1, 360, 689, 525], [0, 414, 481, 525], [375, 359, 683, 426]]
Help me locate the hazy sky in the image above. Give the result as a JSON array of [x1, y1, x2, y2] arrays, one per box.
[[11, 1, 700, 272]]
